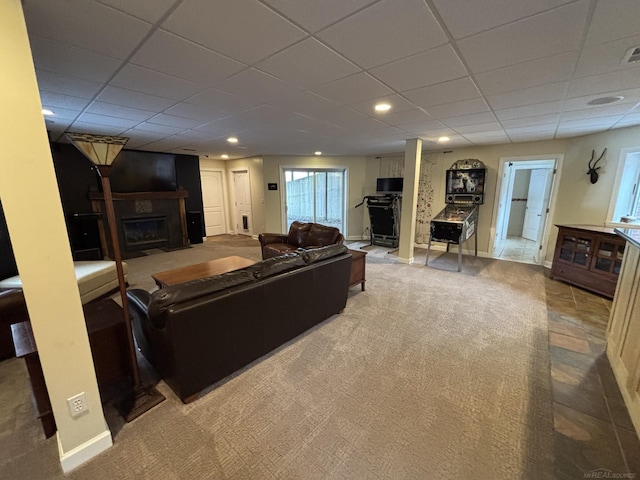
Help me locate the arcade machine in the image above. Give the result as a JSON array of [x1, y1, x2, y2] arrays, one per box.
[[425, 159, 487, 271], [355, 177, 402, 249]]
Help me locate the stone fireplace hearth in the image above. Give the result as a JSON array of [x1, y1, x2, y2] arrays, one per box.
[[89, 190, 189, 258]]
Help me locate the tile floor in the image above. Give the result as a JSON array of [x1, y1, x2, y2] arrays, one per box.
[[494, 235, 539, 263], [545, 276, 640, 478]]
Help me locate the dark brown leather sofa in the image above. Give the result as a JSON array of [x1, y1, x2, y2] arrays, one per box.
[[258, 221, 344, 259], [127, 244, 352, 403]]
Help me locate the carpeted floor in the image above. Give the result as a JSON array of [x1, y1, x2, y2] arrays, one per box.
[[0, 236, 555, 479]]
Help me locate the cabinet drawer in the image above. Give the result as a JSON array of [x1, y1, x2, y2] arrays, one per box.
[[552, 263, 617, 298]]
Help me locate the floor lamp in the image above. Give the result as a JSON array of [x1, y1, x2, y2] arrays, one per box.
[[66, 132, 165, 422]]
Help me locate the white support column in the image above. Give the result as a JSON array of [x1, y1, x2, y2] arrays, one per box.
[[0, 1, 111, 473], [398, 139, 422, 264]]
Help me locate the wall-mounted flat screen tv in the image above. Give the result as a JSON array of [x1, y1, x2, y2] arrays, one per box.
[[376, 177, 403, 193]]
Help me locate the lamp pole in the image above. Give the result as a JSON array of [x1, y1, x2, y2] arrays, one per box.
[[66, 133, 164, 422]]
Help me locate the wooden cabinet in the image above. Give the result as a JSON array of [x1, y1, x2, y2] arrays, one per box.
[[348, 249, 367, 291], [550, 225, 625, 298]]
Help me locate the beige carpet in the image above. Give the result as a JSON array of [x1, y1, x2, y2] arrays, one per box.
[[0, 237, 555, 479]]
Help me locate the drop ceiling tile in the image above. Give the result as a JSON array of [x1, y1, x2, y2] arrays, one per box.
[[403, 77, 481, 108], [147, 114, 207, 129], [474, 52, 577, 96], [555, 125, 609, 137], [442, 113, 498, 128], [561, 103, 638, 120], [98, 0, 177, 23], [585, 0, 640, 46], [29, 36, 122, 83], [130, 123, 186, 135], [76, 112, 141, 129], [400, 121, 449, 134], [23, 0, 152, 60], [317, 0, 447, 69], [39, 91, 92, 111], [110, 64, 203, 100], [184, 87, 260, 112], [486, 82, 568, 110], [35, 70, 103, 99], [311, 72, 394, 105], [505, 123, 558, 135], [40, 106, 80, 121], [431, 0, 575, 39], [131, 30, 246, 86], [177, 129, 221, 141], [568, 70, 640, 98], [215, 68, 306, 105], [426, 98, 490, 118], [348, 94, 417, 117], [95, 86, 177, 111], [500, 113, 560, 128], [494, 100, 563, 121], [263, 0, 378, 33], [375, 109, 436, 127], [451, 121, 503, 133], [163, 0, 306, 64], [69, 121, 127, 136], [462, 131, 510, 143], [164, 103, 226, 123], [457, 0, 589, 73], [558, 116, 622, 129], [194, 121, 249, 137], [574, 35, 640, 78], [86, 102, 155, 121], [370, 44, 468, 93], [255, 38, 360, 89]]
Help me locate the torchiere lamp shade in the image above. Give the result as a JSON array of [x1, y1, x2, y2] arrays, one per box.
[[65, 132, 128, 166]]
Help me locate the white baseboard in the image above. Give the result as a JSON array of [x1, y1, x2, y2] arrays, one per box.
[[58, 429, 112, 473], [397, 256, 414, 264], [543, 260, 553, 269]]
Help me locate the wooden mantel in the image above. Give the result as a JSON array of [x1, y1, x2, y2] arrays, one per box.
[[89, 190, 189, 258], [88, 190, 188, 201]]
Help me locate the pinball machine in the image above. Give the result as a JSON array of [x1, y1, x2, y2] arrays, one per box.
[[426, 159, 487, 271]]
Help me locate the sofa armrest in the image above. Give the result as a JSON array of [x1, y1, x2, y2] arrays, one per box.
[[126, 289, 157, 365], [258, 233, 288, 247], [0, 289, 29, 324], [336, 233, 344, 245]]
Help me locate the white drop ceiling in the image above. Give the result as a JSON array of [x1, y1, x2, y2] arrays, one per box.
[[22, 0, 640, 158]]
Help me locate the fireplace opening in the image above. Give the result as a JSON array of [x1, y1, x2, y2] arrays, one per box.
[[122, 216, 169, 249]]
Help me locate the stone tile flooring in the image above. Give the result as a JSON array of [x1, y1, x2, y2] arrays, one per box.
[[494, 235, 539, 263], [545, 276, 640, 478]]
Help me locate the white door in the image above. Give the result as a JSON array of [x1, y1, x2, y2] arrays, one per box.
[[522, 168, 554, 241], [232, 170, 252, 236], [201, 169, 226, 236]]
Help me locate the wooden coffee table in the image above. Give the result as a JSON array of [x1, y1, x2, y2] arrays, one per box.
[[151, 255, 256, 288]]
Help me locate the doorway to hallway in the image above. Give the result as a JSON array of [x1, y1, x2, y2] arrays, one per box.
[[490, 156, 562, 265]]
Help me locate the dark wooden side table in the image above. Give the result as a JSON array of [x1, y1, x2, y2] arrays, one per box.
[[348, 249, 367, 291], [11, 299, 131, 438]]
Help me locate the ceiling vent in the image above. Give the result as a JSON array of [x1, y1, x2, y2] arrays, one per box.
[[622, 46, 640, 64]]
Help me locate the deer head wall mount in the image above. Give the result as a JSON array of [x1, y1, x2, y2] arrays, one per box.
[[587, 148, 607, 184]]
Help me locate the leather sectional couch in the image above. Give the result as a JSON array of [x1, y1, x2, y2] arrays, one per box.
[[127, 244, 352, 403], [258, 221, 344, 259]]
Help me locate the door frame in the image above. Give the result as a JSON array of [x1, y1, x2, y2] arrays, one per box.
[[200, 167, 230, 237], [489, 154, 564, 265], [228, 168, 253, 236]]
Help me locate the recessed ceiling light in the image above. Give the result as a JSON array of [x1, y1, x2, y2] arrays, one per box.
[[587, 96, 624, 106], [315, 151, 322, 155], [42, 109, 54, 116], [374, 103, 391, 112], [438, 136, 450, 143], [221, 154, 229, 159], [227, 137, 238, 144]]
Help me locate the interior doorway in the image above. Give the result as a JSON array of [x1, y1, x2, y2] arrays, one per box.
[[491, 157, 561, 265], [230, 169, 253, 236]]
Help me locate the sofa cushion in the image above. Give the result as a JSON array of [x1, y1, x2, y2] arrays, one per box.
[[302, 244, 348, 264], [286, 221, 312, 247], [304, 223, 340, 247], [248, 252, 306, 279]]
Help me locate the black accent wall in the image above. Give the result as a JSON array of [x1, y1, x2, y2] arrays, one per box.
[[0, 143, 204, 278]]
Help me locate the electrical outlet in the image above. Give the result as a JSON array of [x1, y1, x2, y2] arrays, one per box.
[[67, 392, 88, 418]]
